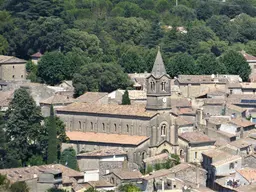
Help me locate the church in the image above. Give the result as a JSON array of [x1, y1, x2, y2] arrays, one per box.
[[56, 50, 179, 165]]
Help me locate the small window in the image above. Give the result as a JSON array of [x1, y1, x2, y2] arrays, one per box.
[[126, 124, 129, 133], [21, 75, 23, 78], [195, 152, 198, 159], [91, 122, 93, 130], [161, 81, 166, 91], [114, 124, 117, 132], [161, 124, 166, 136], [79, 121, 81, 130], [150, 81, 155, 91], [12, 75, 15, 78], [102, 123, 105, 131], [13, 66, 15, 69], [229, 162, 235, 169]]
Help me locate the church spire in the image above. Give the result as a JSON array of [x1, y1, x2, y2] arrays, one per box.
[[151, 47, 167, 78]]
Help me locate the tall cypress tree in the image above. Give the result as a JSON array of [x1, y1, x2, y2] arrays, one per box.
[[122, 90, 131, 105], [47, 105, 57, 164]]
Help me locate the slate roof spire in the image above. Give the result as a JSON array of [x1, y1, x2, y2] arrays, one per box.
[[151, 47, 167, 78]]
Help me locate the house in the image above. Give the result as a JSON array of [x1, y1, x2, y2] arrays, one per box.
[[0, 55, 26, 81], [240, 51, 256, 82], [0, 164, 84, 192], [178, 132, 215, 163], [128, 72, 151, 91], [143, 153, 169, 170], [83, 180, 115, 191], [226, 104, 246, 119], [219, 118, 255, 139], [108, 89, 146, 104], [104, 169, 143, 188], [203, 98, 225, 116], [175, 116, 194, 134], [40, 93, 75, 116], [76, 148, 128, 177], [31, 51, 43, 65], [202, 148, 242, 188], [243, 154, 256, 168], [59, 80, 74, 91], [175, 74, 241, 98]]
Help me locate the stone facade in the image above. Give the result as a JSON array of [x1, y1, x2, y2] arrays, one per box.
[[0, 56, 26, 81]]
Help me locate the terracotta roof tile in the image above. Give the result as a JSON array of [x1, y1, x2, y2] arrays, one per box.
[[0, 91, 14, 107], [31, 52, 43, 58], [175, 116, 193, 126], [241, 51, 256, 61], [57, 102, 156, 118], [112, 169, 142, 180], [87, 180, 114, 187], [179, 132, 214, 144], [237, 167, 256, 183], [143, 153, 169, 163], [0, 55, 26, 64], [77, 148, 126, 157], [227, 104, 246, 113], [143, 169, 170, 180], [40, 94, 75, 105], [231, 118, 255, 128], [76, 92, 108, 103], [66, 131, 149, 145]]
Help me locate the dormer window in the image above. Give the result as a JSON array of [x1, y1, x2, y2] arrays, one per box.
[[161, 81, 166, 91]]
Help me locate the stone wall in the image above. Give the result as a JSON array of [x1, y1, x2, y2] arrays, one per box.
[[1, 63, 26, 81]]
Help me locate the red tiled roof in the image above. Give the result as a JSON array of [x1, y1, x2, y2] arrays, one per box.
[[179, 132, 214, 144], [31, 52, 43, 58], [111, 169, 142, 180], [231, 118, 255, 128], [241, 52, 256, 61], [66, 131, 149, 145], [76, 92, 108, 103], [57, 102, 156, 118]]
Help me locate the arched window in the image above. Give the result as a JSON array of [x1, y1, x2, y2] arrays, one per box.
[[91, 122, 93, 130], [161, 124, 166, 136], [79, 121, 81, 130], [161, 81, 166, 91], [102, 123, 105, 131], [114, 124, 117, 132], [110, 177, 114, 184], [150, 81, 155, 91], [127, 125, 129, 133]]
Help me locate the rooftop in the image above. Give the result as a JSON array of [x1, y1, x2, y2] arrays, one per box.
[[31, 52, 43, 58], [175, 116, 193, 126], [237, 167, 256, 183], [0, 164, 83, 183], [241, 51, 256, 61], [57, 102, 156, 118], [230, 118, 255, 128], [143, 169, 171, 180], [179, 132, 214, 144], [40, 94, 75, 105], [75, 92, 108, 103], [0, 55, 26, 64], [176, 75, 240, 84], [66, 131, 149, 146], [77, 148, 126, 157], [111, 169, 142, 180], [0, 90, 14, 107], [169, 163, 206, 173], [226, 104, 246, 113], [151, 49, 168, 78], [143, 153, 169, 163], [229, 139, 252, 149]]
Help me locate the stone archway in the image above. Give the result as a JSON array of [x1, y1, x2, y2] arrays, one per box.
[[161, 149, 169, 154]]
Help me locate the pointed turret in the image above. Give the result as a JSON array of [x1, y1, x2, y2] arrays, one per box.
[[151, 49, 167, 78]]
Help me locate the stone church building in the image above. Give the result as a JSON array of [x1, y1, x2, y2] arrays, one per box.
[[56, 50, 179, 165]]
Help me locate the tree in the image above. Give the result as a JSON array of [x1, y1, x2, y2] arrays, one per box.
[[0, 35, 8, 54], [196, 54, 227, 75], [47, 188, 67, 192], [73, 62, 131, 97], [122, 90, 131, 105], [5, 88, 43, 165], [171, 5, 196, 22], [60, 147, 79, 171], [26, 61, 38, 82], [84, 188, 99, 192], [245, 41, 256, 56], [0, 174, 10, 191], [10, 181, 29, 192], [27, 155, 44, 166], [142, 19, 163, 49], [47, 105, 57, 164], [37, 51, 68, 85], [118, 183, 141, 192], [219, 50, 251, 81], [166, 53, 196, 77]]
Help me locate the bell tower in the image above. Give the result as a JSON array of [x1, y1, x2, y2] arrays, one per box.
[[146, 49, 171, 111]]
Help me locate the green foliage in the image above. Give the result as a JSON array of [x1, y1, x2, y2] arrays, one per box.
[[0, 174, 10, 190], [73, 62, 131, 97], [47, 188, 67, 192], [26, 61, 38, 82], [0, 35, 8, 54], [219, 50, 251, 81], [118, 183, 141, 192], [27, 155, 44, 166], [10, 181, 29, 192], [146, 165, 153, 174], [84, 188, 99, 192], [37, 51, 68, 85], [5, 88, 43, 165], [122, 90, 131, 105], [47, 105, 57, 164], [154, 163, 161, 170], [171, 154, 180, 165], [60, 147, 79, 171]]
